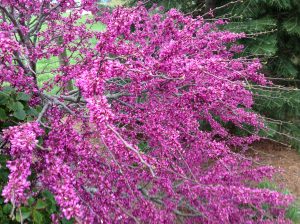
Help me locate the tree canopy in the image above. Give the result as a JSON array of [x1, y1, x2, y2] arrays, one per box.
[[0, 0, 296, 223]]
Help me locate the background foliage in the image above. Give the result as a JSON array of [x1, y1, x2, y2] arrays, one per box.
[[0, 90, 67, 223]]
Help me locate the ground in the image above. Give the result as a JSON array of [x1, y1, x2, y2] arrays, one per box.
[[249, 140, 300, 222], [250, 140, 300, 198]]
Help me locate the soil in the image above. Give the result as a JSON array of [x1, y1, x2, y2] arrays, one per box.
[[250, 140, 300, 198]]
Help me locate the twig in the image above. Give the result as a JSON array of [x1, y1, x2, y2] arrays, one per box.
[[116, 202, 141, 224], [0, 134, 7, 149], [202, 0, 244, 17], [36, 144, 51, 151], [106, 124, 156, 177], [18, 207, 23, 224], [41, 93, 75, 115], [174, 209, 203, 218], [9, 193, 15, 220], [37, 102, 50, 123]]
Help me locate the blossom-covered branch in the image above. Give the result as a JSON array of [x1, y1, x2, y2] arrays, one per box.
[[0, 1, 294, 223]]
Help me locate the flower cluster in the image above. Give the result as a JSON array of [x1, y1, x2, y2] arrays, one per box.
[[2, 122, 42, 205]]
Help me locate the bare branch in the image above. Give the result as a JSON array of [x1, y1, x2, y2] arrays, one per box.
[[202, 0, 244, 18], [37, 102, 50, 123], [106, 124, 156, 177], [41, 93, 76, 115]]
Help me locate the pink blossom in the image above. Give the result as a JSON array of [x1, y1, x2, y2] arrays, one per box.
[[0, 2, 294, 223]]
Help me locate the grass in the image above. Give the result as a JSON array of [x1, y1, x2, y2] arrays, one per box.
[[36, 14, 106, 91], [287, 203, 300, 224], [108, 0, 128, 7], [258, 181, 300, 223]]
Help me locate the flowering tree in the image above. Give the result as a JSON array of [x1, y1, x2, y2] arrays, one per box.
[[0, 1, 294, 223]]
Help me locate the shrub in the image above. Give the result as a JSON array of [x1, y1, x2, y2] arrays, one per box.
[[0, 1, 294, 223]]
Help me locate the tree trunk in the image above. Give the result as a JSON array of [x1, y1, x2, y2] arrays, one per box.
[[57, 36, 73, 91]]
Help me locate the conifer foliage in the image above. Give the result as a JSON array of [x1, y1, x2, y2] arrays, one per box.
[[218, 0, 300, 150]]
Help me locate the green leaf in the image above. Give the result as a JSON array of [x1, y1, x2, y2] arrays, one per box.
[[0, 93, 9, 105], [61, 218, 75, 224], [0, 170, 9, 182], [35, 199, 47, 210], [26, 108, 38, 117], [0, 108, 8, 120], [33, 210, 44, 224], [28, 197, 35, 207], [2, 204, 12, 215], [1, 86, 14, 94], [16, 207, 31, 222], [8, 101, 24, 112], [13, 108, 26, 120], [286, 203, 300, 223], [41, 190, 58, 213], [16, 92, 30, 101], [257, 181, 277, 190]]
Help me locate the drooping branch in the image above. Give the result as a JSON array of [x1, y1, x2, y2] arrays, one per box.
[[106, 123, 156, 177]]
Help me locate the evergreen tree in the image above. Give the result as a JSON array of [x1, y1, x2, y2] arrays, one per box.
[[217, 0, 300, 150]]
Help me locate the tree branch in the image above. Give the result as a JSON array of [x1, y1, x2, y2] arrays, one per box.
[[106, 124, 156, 177]]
